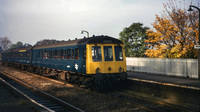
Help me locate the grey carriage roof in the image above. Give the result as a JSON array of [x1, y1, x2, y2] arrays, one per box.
[[2, 35, 123, 52], [33, 35, 123, 49]]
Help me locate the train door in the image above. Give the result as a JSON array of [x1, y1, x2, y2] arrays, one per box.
[[71, 48, 75, 72], [68, 46, 80, 73], [65, 47, 74, 72], [73, 47, 79, 73], [73, 45, 85, 73]]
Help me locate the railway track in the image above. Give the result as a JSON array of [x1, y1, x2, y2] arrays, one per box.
[[1, 66, 198, 111], [0, 71, 84, 112], [103, 89, 195, 112]]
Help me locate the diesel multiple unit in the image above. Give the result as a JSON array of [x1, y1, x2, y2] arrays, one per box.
[[1, 35, 127, 89]]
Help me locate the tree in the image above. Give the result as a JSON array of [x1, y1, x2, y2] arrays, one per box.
[[0, 37, 12, 50], [35, 39, 60, 46], [23, 43, 32, 47], [145, 0, 199, 58], [0, 46, 2, 53], [10, 41, 32, 49], [10, 41, 23, 49], [119, 22, 149, 57]]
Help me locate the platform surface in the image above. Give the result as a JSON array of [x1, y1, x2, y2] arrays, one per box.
[[127, 72, 200, 89]]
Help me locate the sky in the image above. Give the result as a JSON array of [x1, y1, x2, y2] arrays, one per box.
[[0, 0, 199, 45]]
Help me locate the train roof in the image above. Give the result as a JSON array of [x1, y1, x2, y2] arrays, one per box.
[[1, 36, 124, 52], [2, 49, 12, 53], [12, 46, 33, 52], [1, 46, 32, 53], [33, 35, 123, 49]]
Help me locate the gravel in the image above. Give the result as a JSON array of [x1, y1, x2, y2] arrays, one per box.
[[0, 65, 144, 112]]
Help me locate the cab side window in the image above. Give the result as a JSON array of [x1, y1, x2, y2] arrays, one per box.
[[115, 46, 123, 61]]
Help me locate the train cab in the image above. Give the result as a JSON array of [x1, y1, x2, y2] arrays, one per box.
[[85, 36, 127, 84]]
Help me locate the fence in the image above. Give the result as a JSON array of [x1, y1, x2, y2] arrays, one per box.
[[126, 57, 198, 79]]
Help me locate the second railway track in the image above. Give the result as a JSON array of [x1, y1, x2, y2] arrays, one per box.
[[103, 89, 195, 112], [0, 71, 84, 112]]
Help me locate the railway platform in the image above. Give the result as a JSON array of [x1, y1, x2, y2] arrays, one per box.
[[123, 71, 200, 111], [127, 72, 200, 90]]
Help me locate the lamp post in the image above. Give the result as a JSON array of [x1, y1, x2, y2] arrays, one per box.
[[188, 5, 200, 79], [81, 30, 89, 38]]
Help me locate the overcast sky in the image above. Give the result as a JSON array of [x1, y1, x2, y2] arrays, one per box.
[[0, 0, 199, 45]]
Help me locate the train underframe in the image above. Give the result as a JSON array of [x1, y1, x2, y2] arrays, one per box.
[[2, 61, 127, 90]]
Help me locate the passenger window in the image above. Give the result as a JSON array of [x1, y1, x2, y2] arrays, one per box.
[[104, 46, 113, 61], [54, 50, 58, 58], [57, 50, 60, 59], [67, 49, 71, 59], [40, 51, 42, 58], [92, 46, 102, 62], [75, 48, 79, 59], [27, 51, 30, 58], [115, 46, 123, 61], [64, 50, 67, 59], [46, 51, 48, 59], [60, 49, 64, 59], [49, 50, 52, 58], [71, 49, 74, 59], [43, 51, 48, 59], [20, 53, 23, 57]]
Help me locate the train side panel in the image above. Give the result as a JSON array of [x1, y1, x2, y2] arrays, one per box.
[[32, 44, 86, 74], [11, 50, 31, 65], [1, 50, 12, 64]]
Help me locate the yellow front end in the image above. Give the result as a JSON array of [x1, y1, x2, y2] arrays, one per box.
[[86, 44, 126, 74]]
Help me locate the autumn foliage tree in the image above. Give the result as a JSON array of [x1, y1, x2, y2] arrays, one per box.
[[145, 0, 199, 58]]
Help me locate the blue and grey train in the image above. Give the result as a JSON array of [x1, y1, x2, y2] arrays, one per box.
[[1, 35, 127, 89]]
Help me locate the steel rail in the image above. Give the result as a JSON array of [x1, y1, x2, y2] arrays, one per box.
[[115, 89, 195, 112], [0, 70, 84, 112]]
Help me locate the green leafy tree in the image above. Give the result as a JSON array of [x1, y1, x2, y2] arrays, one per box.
[[23, 43, 32, 47], [10, 41, 23, 49], [10, 41, 32, 49], [35, 39, 59, 45], [119, 22, 149, 57]]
